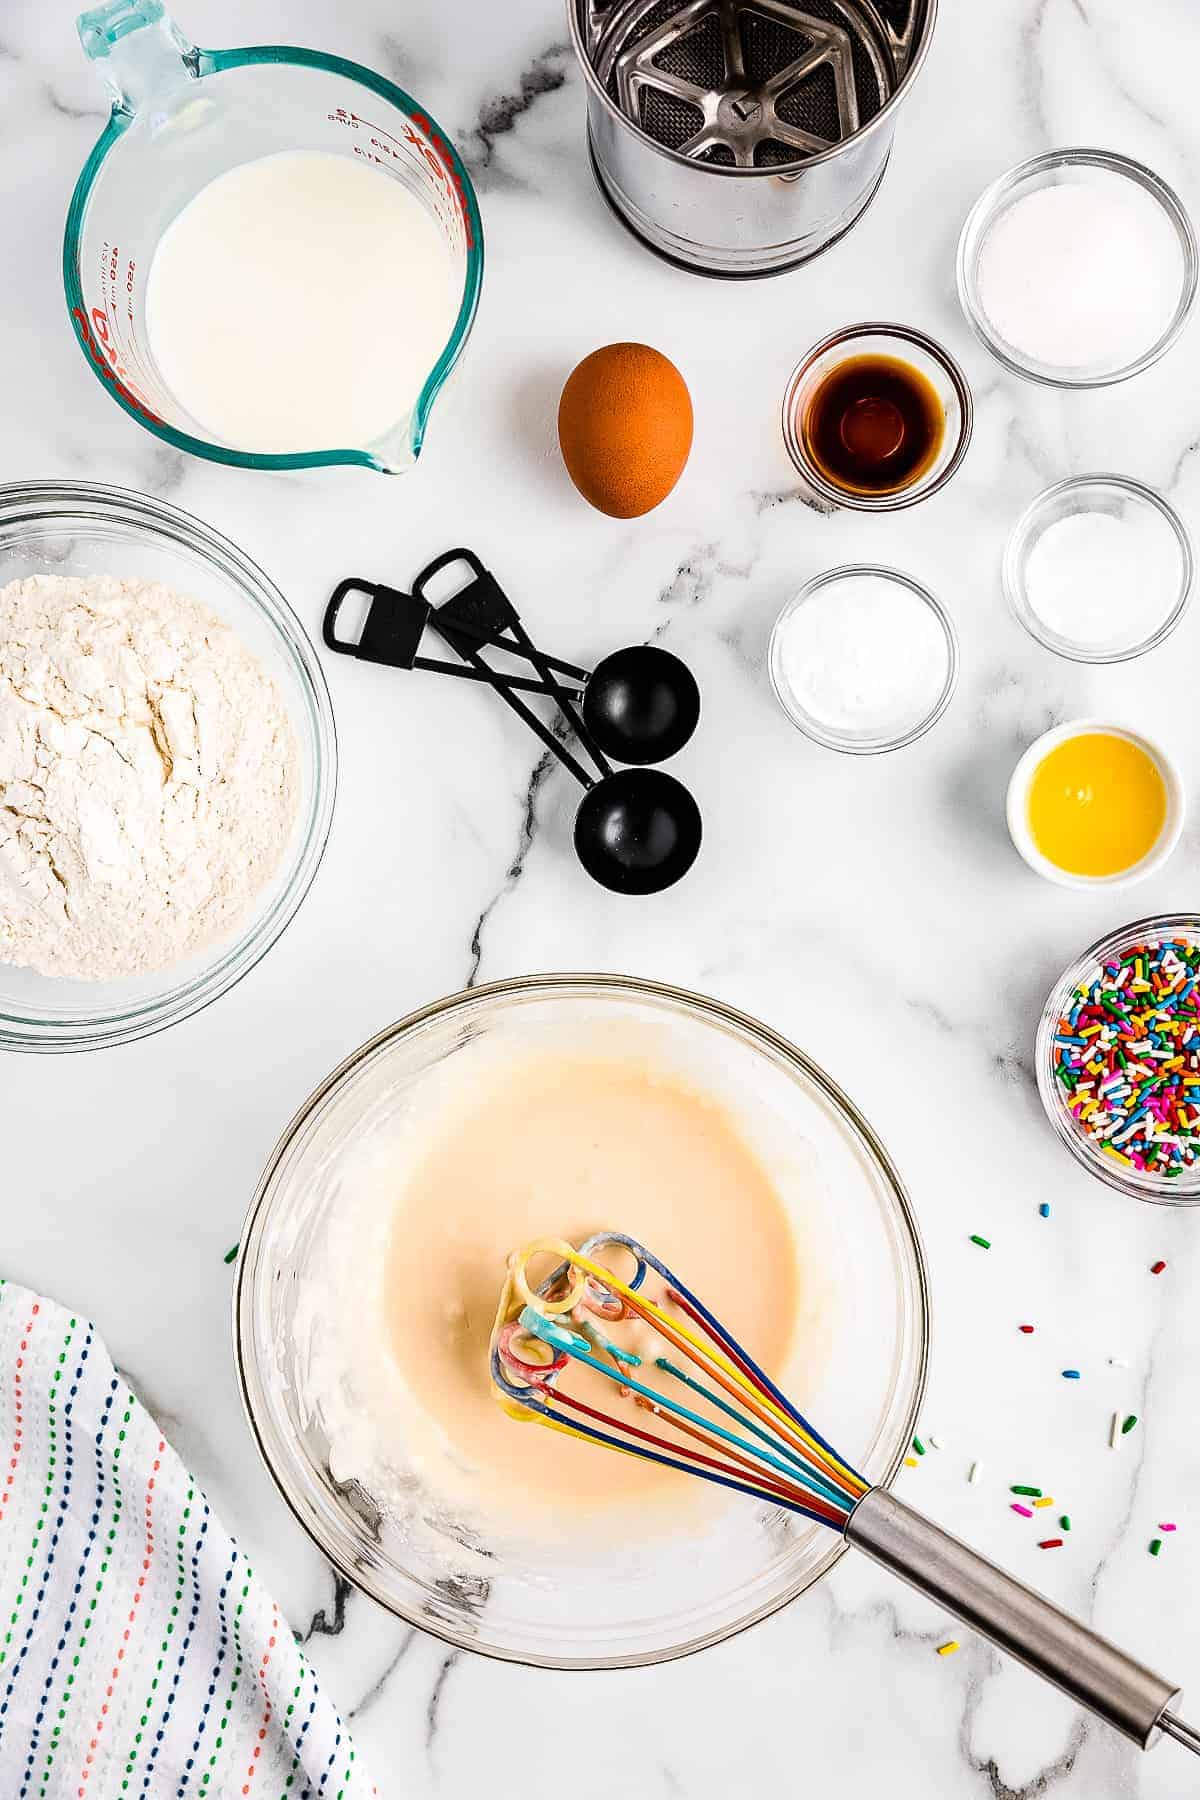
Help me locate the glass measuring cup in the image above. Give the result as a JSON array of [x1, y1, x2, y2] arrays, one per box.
[[65, 1, 484, 474]]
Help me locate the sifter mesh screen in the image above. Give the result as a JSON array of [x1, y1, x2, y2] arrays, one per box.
[[651, 11, 726, 83], [598, 0, 893, 167]]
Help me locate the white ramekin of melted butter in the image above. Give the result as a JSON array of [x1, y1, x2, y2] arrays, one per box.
[[236, 979, 928, 1668]]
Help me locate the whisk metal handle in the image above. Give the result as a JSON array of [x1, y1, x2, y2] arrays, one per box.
[[846, 1488, 1193, 1751]]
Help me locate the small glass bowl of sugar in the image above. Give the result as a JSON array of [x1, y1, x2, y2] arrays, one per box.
[[957, 148, 1198, 388], [1005, 475, 1193, 664], [769, 566, 958, 754]]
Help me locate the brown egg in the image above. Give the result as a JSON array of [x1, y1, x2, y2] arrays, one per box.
[[557, 343, 693, 519]]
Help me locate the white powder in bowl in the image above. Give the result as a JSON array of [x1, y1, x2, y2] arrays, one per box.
[[1022, 507, 1183, 653], [975, 180, 1183, 372], [0, 574, 299, 981], [776, 573, 952, 743]]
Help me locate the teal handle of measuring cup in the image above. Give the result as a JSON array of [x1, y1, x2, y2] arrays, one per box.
[[65, 2, 484, 475], [77, 0, 197, 112]]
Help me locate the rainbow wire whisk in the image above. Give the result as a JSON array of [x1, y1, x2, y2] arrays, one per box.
[[491, 1233, 1200, 1762]]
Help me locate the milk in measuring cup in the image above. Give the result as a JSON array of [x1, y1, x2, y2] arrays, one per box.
[[145, 151, 459, 454]]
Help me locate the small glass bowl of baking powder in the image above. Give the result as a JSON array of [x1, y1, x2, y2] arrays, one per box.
[[1005, 475, 1193, 664], [957, 148, 1198, 388], [0, 482, 336, 1053], [769, 566, 959, 754]]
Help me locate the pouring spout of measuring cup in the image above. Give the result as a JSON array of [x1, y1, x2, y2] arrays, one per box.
[[67, 3, 484, 475]]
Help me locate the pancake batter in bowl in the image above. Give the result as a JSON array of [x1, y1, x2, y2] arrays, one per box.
[[374, 1052, 803, 1525]]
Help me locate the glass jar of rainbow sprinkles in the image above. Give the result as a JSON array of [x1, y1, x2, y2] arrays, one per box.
[[1037, 914, 1200, 1204]]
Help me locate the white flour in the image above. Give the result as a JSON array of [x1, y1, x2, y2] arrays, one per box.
[[0, 574, 299, 981]]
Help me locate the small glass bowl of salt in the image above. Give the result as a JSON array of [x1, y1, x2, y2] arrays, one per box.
[[769, 566, 958, 754], [1005, 475, 1193, 665], [957, 148, 1197, 388]]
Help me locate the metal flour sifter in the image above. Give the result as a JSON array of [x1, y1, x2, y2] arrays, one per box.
[[568, 0, 937, 274]]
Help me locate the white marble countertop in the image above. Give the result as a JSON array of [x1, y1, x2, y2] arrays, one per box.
[[6, 0, 1200, 1793]]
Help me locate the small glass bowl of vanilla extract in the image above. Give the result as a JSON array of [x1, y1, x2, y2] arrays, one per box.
[[782, 323, 973, 512]]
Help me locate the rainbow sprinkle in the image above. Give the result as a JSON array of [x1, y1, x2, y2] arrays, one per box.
[[1038, 1538, 1064, 1549], [1011, 1503, 1034, 1518], [1052, 938, 1200, 1179], [1150, 1538, 1163, 1557], [970, 1234, 991, 1249], [937, 1640, 960, 1656]]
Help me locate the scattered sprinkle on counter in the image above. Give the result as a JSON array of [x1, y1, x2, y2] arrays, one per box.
[[1039, 1538, 1064, 1550], [1160, 1522, 1177, 1532], [929, 1433, 946, 1450], [1012, 1485, 1042, 1496], [1122, 1413, 1139, 1435], [913, 1436, 926, 1456], [1110, 1412, 1121, 1449], [1039, 1203, 1051, 1218], [1062, 1368, 1081, 1380], [970, 1234, 991, 1249], [1012, 1503, 1034, 1518], [969, 1460, 983, 1485], [1109, 1356, 1130, 1368], [1060, 1515, 1071, 1532], [1019, 1323, 1035, 1333], [1151, 1259, 1167, 1275], [904, 1456, 920, 1469], [1051, 938, 1200, 1179], [223, 1243, 239, 1265], [1034, 1497, 1055, 1509], [937, 1640, 960, 1657], [1150, 1538, 1163, 1557]]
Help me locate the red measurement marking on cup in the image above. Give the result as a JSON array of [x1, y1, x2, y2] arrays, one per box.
[[72, 305, 162, 426], [346, 107, 475, 248], [326, 101, 474, 246]]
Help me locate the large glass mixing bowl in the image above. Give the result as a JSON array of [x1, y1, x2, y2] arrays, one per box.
[[235, 976, 929, 1668]]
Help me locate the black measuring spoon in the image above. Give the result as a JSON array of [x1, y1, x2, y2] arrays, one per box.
[[323, 551, 702, 895]]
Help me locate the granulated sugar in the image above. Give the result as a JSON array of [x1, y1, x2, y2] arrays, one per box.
[[1024, 508, 1183, 653], [976, 180, 1183, 372]]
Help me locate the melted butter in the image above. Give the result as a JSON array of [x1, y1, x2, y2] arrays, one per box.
[[1028, 732, 1166, 877]]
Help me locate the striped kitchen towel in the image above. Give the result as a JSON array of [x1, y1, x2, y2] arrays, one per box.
[[0, 1280, 376, 1799]]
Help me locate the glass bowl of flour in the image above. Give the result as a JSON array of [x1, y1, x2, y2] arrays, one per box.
[[235, 975, 930, 1668], [0, 481, 335, 1051]]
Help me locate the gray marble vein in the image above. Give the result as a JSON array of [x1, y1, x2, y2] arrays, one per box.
[[465, 747, 557, 985], [462, 43, 574, 181]]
